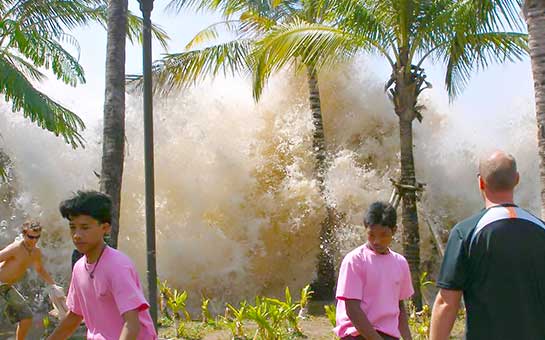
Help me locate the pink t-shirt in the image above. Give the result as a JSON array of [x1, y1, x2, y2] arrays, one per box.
[[334, 243, 414, 339], [67, 246, 157, 340]]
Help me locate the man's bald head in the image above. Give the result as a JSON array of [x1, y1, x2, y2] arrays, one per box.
[[478, 151, 518, 192]]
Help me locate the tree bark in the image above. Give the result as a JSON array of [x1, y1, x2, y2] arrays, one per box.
[[307, 65, 337, 300], [398, 115, 423, 310], [526, 0, 545, 218], [100, 0, 128, 248], [393, 59, 423, 309]]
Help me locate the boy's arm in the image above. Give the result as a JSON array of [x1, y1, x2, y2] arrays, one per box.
[[345, 299, 383, 340], [430, 289, 462, 340], [398, 300, 412, 340], [33, 250, 55, 285], [47, 311, 83, 340], [119, 309, 141, 340]]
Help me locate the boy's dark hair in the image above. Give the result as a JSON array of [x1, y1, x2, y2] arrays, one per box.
[[364, 201, 397, 229], [59, 190, 112, 224]]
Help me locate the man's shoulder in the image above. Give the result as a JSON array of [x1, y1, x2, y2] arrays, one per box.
[[31, 246, 43, 259], [451, 210, 487, 237]]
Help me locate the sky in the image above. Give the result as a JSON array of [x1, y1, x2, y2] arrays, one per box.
[[43, 0, 536, 131]]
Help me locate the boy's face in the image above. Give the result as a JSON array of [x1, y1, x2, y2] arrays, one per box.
[[69, 215, 110, 254], [366, 224, 395, 254]]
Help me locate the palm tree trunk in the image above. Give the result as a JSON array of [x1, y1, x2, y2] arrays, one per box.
[[398, 115, 423, 310], [526, 0, 545, 218], [394, 60, 423, 308], [307, 65, 337, 300], [100, 0, 128, 248]]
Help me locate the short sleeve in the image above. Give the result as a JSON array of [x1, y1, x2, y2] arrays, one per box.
[[437, 228, 467, 290], [66, 271, 83, 316], [399, 258, 414, 300], [109, 265, 149, 315], [336, 254, 364, 300]]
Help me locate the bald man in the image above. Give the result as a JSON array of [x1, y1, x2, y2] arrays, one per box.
[[430, 151, 545, 340]]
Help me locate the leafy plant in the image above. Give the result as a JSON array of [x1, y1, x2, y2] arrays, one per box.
[[222, 301, 249, 339], [419, 272, 435, 305], [324, 304, 336, 328], [201, 295, 213, 324], [407, 302, 432, 340], [297, 284, 313, 319], [158, 279, 174, 321], [165, 288, 191, 337]]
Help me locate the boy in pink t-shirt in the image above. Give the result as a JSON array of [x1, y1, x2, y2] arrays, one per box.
[[334, 201, 413, 340], [48, 191, 157, 340]]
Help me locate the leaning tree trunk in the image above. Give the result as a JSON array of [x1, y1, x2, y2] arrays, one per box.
[[307, 65, 337, 300], [525, 0, 545, 218], [394, 63, 423, 310], [100, 0, 128, 249]]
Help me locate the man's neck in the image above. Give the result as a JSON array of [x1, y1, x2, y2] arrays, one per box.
[[86, 242, 106, 264], [20, 240, 34, 254], [484, 192, 515, 208]]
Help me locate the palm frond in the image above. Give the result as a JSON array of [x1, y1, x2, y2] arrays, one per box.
[[252, 20, 357, 99], [126, 10, 170, 50], [0, 165, 7, 182], [410, 0, 459, 61], [12, 0, 106, 37], [471, 0, 524, 31], [0, 55, 86, 148], [8, 27, 85, 86], [335, 0, 395, 60], [185, 20, 242, 50], [2, 52, 46, 82], [128, 39, 254, 96], [442, 31, 528, 98], [239, 10, 278, 35]]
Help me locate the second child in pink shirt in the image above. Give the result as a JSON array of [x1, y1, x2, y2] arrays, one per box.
[[334, 201, 413, 340]]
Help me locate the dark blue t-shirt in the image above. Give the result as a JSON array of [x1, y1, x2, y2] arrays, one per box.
[[437, 204, 545, 340]]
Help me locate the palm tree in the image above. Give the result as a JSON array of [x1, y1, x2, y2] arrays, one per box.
[[252, 0, 528, 308], [100, 0, 128, 249], [523, 0, 545, 217], [129, 0, 347, 299], [99, 1, 168, 248]]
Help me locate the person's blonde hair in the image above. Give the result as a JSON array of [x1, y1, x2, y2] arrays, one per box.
[[22, 220, 42, 233]]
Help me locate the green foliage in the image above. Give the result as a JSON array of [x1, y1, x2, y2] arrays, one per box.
[[167, 289, 192, 322], [156, 281, 468, 339], [42, 315, 52, 337], [407, 302, 432, 339], [223, 301, 249, 339], [419, 272, 434, 288], [201, 295, 213, 324], [0, 0, 169, 150], [299, 285, 313, 309], [156, 281, 471, 340], [158, 279, 191, 338], [324, 304, 336, 328]]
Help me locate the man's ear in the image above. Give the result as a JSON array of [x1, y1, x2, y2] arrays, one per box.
[[514, 172, 520, 186], [478, 175, 485, 190]]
